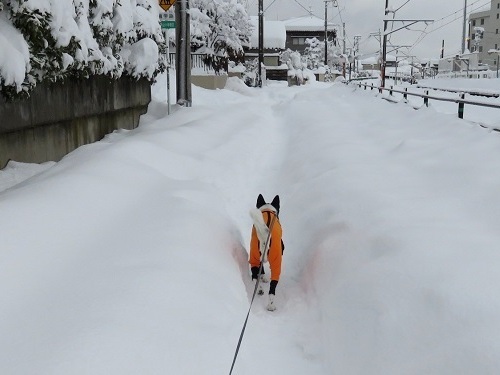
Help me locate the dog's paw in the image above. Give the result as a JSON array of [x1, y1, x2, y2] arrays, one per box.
[[254, 279, 264, 295], [266, 295, 276, 311], [259, 274, 269, 283]]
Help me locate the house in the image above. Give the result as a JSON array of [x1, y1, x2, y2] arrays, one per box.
[[245, 17, 287, 80], [283, 15, 338, 53], [360, 54, 396, 71], [246, 17, 286, 66]]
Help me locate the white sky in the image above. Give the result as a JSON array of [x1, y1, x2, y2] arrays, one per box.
[[246, 0, 491, 61]]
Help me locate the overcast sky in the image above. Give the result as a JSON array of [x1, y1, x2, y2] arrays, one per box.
[[246, 0, 491, 61]]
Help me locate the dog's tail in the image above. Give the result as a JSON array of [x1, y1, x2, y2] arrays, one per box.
[[249, 208, 270, 262]]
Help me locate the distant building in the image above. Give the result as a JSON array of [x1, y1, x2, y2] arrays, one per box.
[[359, 54, 396, 71], [468, 0, 500, 68], [283, 15, 338, 53], [246, 17, 286, 67]]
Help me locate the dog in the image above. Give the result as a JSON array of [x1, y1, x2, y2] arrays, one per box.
[[249, 194, 284, 311]]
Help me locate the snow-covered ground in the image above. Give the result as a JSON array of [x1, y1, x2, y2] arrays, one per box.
[[2, 76, 500, 374]]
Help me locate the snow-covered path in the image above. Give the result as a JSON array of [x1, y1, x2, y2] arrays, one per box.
[[2, 79, 500, 374]]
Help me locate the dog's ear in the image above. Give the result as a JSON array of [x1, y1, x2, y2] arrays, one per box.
[[256, 194, 266, 208], [271, 195, 280, 213]]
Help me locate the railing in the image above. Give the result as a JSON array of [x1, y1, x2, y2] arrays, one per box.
[[351, 81, 500, 126], [165, 53, 228, 72]]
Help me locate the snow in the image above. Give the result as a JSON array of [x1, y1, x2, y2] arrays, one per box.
[[2, 76, 500, 374], [0, 13, 30, 90], [0, 0, 162, 91]]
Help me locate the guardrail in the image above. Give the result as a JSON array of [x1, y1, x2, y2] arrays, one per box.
[[352, 81, 500, 123], [416, 84, 500, 98]]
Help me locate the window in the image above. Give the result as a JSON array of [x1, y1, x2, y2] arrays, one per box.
[[472, 20, 476, 26], [497, 29, 499, 34], [292, 37, 306, 46], [481, 18, 485, 25], [497, 13, 499, 19]]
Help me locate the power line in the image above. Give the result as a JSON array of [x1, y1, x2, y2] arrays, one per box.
[[404, 0, 491, 56]]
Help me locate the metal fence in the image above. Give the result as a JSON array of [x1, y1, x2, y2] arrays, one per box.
[[352, 81, 500, 126]]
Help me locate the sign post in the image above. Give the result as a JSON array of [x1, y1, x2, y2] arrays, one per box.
[[160, 7, 176, 115]]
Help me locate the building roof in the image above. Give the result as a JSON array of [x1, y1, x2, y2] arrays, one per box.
[[249, 17, 286, 49], [283, 15, 337, 32]]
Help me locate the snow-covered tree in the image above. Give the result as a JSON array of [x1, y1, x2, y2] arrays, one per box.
[[0, 0, 165, 100], [303, 36, 340, 70], [190, 0, 252, 73]]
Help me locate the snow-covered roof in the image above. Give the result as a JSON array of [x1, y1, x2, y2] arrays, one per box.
[[360, 56, 379, 65], [249, 17, 286, 49], [283, 15, 337, 32]]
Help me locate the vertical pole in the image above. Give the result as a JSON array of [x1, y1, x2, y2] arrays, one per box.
[[342, 22, 346, 54], [441, 40, 445, 58], [175, 0, 191, 106], [258, 0, 264, 88], [381, 0, 389, 90], [324, 1, 328, 66], [458, 93, 465, 119], [424, 90, 429, 107], [462, 0, 468, 54], [394, 50, 398, 86], [497, 55, 499, 78], [165, 29, 171, 115]]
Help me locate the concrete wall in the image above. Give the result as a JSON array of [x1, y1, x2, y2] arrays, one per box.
[[0, 76, 151, 169], [192, 74, 228, 90]]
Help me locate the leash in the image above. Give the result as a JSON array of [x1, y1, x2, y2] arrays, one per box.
[[228, 214, 277, 375]]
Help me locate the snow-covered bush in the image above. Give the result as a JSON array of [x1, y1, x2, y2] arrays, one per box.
[[0, 0, 166, 101], [242, 57, 258, 86], [190, 0, 252, 74], [304, 37, 323, 70]]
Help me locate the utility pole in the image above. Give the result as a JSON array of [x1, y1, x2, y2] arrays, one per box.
[[380, 0, 432, 90], [324, 1, 338, 66], [324, 1, 328, 65], [175, 0, 191, 106], [381, 0, 389, 90], [258, 0, 264, 87], [441, 40, 445, 58], [342, 22, 346, 54], [353, 35, 361, 73], [462, 0, 467, 54]]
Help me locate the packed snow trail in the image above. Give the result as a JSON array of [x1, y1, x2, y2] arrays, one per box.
[[1, 79, 500, 374]]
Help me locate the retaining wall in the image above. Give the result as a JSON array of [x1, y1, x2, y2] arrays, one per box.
[[0, 76, 151, 169]]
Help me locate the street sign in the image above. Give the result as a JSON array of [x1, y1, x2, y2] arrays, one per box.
[[159, 0, 176, 12], [160, 20, 176, 29]]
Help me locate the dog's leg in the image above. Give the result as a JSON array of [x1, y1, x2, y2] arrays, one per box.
[[254, 279, 264, 295], [251, 266, 265, 295], [266, 294, 276, 311]]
